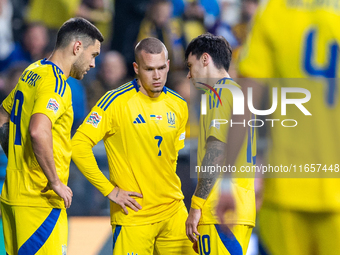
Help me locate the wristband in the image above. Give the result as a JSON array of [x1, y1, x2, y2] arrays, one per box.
[[191, 195, 206, 210]]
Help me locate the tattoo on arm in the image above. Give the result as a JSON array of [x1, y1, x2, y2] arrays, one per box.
[[0, 122, 9, 157], [116, 187, 120, 198], [195, 138, 226, 199]]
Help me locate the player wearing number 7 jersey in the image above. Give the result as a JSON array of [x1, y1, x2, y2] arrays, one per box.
[[72, 37, 195, 255], [0, 18, 103, 254]]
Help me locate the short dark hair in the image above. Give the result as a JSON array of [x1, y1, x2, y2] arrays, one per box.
[[55, 17, 104, 49], [134, 37, 168, 63], [185, 33, 232, 72]]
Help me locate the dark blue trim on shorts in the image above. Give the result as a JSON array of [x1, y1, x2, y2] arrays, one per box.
[[18, 208, 61, 255], [215, 224, 243, 255], [112, 225, 122, 251]]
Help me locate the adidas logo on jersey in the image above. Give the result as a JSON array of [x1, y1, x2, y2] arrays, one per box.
[[133, 114, 146, 124]]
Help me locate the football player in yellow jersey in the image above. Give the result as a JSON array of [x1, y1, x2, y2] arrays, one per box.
[[72, 37, 195, 255], [217, 0, 340, 254], [0, 17, 103, 254], [185, 33, 256, 255]]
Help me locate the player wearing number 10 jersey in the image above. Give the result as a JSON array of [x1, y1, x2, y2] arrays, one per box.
[[0, 18, 103, 254], [72, 38, 195, 254]]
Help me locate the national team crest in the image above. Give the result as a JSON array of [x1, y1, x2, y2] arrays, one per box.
[[46, 98, 59, 114], [86, 112, 102, 128], [167, 112, 175, 125]]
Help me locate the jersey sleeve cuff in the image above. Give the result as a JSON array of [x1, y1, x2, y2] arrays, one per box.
[[102, 183, 115, 197], [191, 195, 206, 210]]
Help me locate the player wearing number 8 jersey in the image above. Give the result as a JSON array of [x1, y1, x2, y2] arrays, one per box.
[[72, 38, 195, 254], [0, 17, 103, 254]]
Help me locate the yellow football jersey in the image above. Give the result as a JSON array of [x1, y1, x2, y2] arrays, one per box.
[[74, 79, 188, 225], [197, 78, 256, 226], [1, 59, 73, 209], [238, 0, 340, 211]]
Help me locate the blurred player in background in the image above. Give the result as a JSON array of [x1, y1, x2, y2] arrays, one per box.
[[216, 0, 340, 254], [72, 37, 195, 255], [185, 33, 256, 255], [0, 17, 103, 254]]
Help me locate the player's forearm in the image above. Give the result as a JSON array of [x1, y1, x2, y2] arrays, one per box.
[[72, 132, 114, 196], [194, 138, 226, 200], [0, 106, 10, 157]]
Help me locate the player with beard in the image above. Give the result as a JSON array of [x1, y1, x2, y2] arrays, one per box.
[[0, 17, 103, 254]]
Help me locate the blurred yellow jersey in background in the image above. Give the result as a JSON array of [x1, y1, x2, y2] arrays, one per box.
[[239, 0, 340, 212]]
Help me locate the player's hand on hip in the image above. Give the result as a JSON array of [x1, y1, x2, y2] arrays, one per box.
[[107, 186, 143, 215], [216, 191, 235, 225], [41, 180, 73, 208], [186, 207, 201, 243]]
